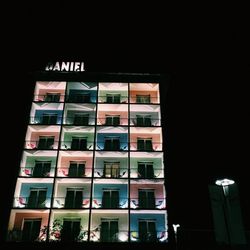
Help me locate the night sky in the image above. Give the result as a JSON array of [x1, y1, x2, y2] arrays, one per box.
[[1, 3, 249, 248]]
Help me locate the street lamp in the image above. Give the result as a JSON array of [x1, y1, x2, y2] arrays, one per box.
[[172, 224, 180, 250], [215, 178, 235, 247]]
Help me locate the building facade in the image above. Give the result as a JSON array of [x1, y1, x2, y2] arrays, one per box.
[[7, 72, 168, 245]]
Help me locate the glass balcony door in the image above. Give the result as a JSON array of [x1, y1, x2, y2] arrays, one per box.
[[138, 189, 155, 209], [41, 113, 58, 124], [68, 91, 90, 103], [37, 136, 54, 149], [22, 219, 41, 241], [136, 115, 151, 126], [106, 94, 120, 103], [104, 137, 120, 150], [33, 160, 51, 177], [138, 220, 157, 242], [64, 188, 83, 208], [68, 161, 85, 177], [138, 162, 154, 178], [73, 113, 89, 125], [105, 115, 120, 126], [137, 138, 153, 151], [136, 94, 150, 103], [61, 219, 81, 242], [104, 162, 120, 178], [100, 219, 119, 242], [44, 93, 60, 102], [27, 188, 47, 208], [102, 190, 119, 208], [71, 137, 87, 150]]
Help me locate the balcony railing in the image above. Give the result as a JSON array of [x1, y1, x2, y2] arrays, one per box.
[[29, 116, 162, 127], [19, 166, 56, 177], [60, 140, 94, 151], [130, 198, 166, 209], [57, 167, 92, 177], [94, 167, 128, 178], [13, 196, 51, 208], [34, 94, 65, 102], [53, 197, 91, 208], [24, 141, 59, 150], [30, 116, 62, 125], [33, 94, 160, 104]]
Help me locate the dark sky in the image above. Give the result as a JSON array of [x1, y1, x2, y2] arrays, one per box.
[[1, 3, 249, 247]]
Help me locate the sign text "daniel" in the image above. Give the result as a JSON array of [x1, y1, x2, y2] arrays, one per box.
[[45, 62, 85, 72]]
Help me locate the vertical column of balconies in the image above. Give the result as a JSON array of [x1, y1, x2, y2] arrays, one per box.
[[129, 83, 167, 243], [7, 81, 66, 242], [91, 83, 129, 242], [49, 82, 97, 242]]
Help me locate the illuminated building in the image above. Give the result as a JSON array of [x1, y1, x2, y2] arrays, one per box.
[[6, 69, 168, 245]]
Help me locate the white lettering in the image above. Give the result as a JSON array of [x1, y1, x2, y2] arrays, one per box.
[[53, 62, 60, 71], [61, 62, 70, 71], [74, 62, 80, 71], [45, 62, 85, 72]]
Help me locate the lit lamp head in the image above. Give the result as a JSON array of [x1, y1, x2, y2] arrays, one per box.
[[215, 178, 235, 186], [172, 224, 180, 234]]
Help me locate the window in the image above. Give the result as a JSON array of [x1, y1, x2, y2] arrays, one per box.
[[71, 137, 87, 150], [138, 162, 154, 178], [136, 94, 150, 103], [105, 115, 120, 126], [138, 189, 155, 209], [104, 162, 120, 178], [27, 188, 47, 208], [68, 161, 85, 177], [106, 94, 121, 103], [22, 219, 41, 241], [37, 136, 54, 150], [136, 115, 151, 126], [61, 218, 81, 242], [104, 137, 120, 150], [64, 188, 83, 208], [138, 219, 157, 242], [100, 219, 119, 242], [44, 93, 60, 102], [33, 160, 51, 177], [41, 113, 58, 125], [73, 113, 89, 125], [102, 189, 119, 208], [137, 138, 153, 151]]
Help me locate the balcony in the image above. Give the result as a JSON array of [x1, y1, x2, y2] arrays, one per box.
[[130, 211, 167, 242], [90, 210, 128, 242], [19, 166, 55, 178], [49, 211, 89, 242], [66, 82, 97, 103], [53, 179, 91, 209], [94, 151, 128, 178], [130, 152, 164, 178], [7, 209, 49, 242], [57, 151, 93, 178], [24, 125, 60, 150], [98, 82, 128, 104], [60, 126, 94, 151], [64, 103, 96, 126], [129, 83, 160, 104], [33, 81, 66, 102]]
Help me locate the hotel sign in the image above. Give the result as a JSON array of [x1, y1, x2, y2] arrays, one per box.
[[45, 62, 85, 72]]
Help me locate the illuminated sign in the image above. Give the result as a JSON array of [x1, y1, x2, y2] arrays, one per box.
[[45, 62, 85, 72]]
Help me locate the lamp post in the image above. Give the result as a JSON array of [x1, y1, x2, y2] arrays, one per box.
[[172, 224, 180, 250], [215, 178, 235, 247]]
